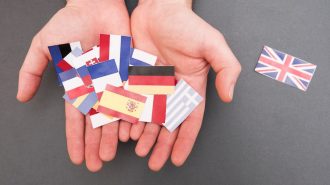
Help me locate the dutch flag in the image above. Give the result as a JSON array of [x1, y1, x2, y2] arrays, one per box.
[[129, 48, 157, 66], [58, 68, 94, 99]]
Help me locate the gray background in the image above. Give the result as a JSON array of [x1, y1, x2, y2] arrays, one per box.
[[0, 0, 329, 184]]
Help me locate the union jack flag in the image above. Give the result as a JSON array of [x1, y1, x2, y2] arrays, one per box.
[[255, 46, 317, 91]]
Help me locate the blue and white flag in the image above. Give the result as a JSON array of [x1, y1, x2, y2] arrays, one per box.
[[163, 80, 203, 132]]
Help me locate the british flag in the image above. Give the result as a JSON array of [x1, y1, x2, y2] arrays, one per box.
[[255, 46, 317, 91]]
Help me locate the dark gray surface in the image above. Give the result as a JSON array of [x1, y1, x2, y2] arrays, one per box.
[[1, 0, 330, 184]]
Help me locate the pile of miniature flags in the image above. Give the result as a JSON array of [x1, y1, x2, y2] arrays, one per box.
[[48, 34, 203, 132]]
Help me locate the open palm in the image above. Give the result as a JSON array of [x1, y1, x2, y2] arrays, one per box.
[[125, 0, 241, 171], [17, 0, 130, 172]]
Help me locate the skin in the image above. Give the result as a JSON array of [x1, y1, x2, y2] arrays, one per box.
[[17, 0, 241, 172], [124, 0, 242, 171], [17, 0, 130, 172]]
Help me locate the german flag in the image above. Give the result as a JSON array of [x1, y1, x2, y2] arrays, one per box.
[[127, 66, 176, 95], [97, 85, 147, 124]]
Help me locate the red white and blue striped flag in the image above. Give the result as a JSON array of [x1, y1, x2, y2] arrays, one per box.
[[129, 48, 157, 66], [255, 46, 317, 91], [99, 34, 132, 81], [58, 68, 94, 99]]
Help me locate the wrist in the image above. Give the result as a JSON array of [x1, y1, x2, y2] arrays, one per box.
[[139, 0, 192, 8], [67, 0, 125, 3], [66, 0, 126, 8]]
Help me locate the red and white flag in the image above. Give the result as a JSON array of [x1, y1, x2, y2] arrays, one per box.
[[139, 95, 167, 124]]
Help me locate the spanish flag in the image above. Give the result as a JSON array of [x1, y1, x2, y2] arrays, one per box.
[[127, 66, 176, 95], [97, 84, 147, 124]]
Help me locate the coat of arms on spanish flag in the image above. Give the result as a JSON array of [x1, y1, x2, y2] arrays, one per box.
[[97, 84, 147, 124]]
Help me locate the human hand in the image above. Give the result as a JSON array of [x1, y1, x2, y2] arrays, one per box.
[[124, 0, 241, 171], [17, 0, 130, 172]]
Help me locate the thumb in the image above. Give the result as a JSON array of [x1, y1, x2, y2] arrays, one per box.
[[203, 28, 241, 103], [17, 33, 49, 102]]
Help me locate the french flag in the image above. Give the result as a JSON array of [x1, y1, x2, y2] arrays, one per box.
[[99, 34, 132, 81], [59, 68, 94, 99], [48, 41, 82, 85]]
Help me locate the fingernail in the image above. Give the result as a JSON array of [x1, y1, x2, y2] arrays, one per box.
[[229, 84, 235, 100]]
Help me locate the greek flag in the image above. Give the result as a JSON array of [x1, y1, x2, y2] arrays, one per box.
[[163, 80, 203, 132]]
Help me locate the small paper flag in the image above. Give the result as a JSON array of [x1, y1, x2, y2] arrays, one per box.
[[255, 46, 317, 91], [163, 80, 203, 132], [127, 66, 175, 95], [139, 94, 167, 124], [99, 34, 132, 81], [58, 68, 94, 99], [97, 84, 146, 124], [129, 48, 157, 66]]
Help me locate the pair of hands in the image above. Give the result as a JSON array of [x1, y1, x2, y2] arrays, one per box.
[[17, 0, 241, 172]]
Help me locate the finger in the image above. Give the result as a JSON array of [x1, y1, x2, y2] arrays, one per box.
[[130, 121, 145, 141], [171, 101, 205, 167], [135, 123, 161, 157], [85, 115, 103, 172], [65, 102, 85, 165], [99, 121, 119, 162], [17, 33, 49, 102], [203, 28, 241, 103], [148, 128, 178, 171], [119, 120, 131, 142]]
